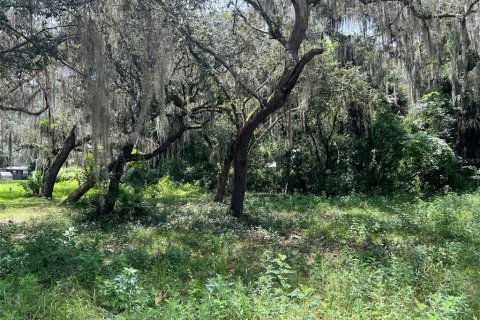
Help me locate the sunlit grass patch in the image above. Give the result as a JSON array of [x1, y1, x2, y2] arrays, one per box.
[[0, 181, 78, 205], [144, 176, 204, 204], [0, 181, 78, 222], [0, 207, 64, 222]]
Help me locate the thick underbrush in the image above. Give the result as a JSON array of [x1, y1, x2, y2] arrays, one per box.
[[1, 182, 479, 319]]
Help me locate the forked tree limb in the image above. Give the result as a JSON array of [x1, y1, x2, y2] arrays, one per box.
[[0, 103, 49, 116]]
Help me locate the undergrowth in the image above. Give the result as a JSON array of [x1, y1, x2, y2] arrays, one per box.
[[0, 181, 479, 319]]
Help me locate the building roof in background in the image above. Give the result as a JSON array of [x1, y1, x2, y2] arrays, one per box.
[[4, 166, 28, 171]]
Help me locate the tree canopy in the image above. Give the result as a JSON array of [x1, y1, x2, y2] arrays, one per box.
[[1, 0, 479, 215]]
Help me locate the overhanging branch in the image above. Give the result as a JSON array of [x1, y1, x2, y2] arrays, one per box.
[[0, 103, 49, 116], [357, 0, 479, 20], [242, 0, 287, 47], [182, 28, 264, 105]]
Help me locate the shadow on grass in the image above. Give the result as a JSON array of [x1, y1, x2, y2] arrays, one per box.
[[2, 190, 479, 297]]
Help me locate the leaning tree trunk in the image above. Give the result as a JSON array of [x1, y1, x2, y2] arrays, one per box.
[[228, 47, 324, 217], [214, 143, 234, 202], [41, 126, 77, 198], [63, 126, 192, 205], [100, 144, 134, 215], [62, 179, 95, 204], [226, 0, 323, 217], [183, 0, 322, 217]]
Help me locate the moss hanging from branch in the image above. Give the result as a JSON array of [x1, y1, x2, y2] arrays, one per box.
[[82, 17, 110, 171]]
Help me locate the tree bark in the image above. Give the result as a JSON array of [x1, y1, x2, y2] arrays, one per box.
[[0, 103, 49, 116], [100, 144, 134, 215], [284, 106, 294, 193], [230, 138, 251, 217], [214, 142, 234, 202], [62, 179, 95, 204], [228, 48, 324, 217], [63, 126, 193, 205], [8, 131, 12, 167], [41, 126, 77, 198], [180, 0, 323, 217]]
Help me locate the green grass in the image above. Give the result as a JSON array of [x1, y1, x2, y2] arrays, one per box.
[[1, 184, 480, 319], [0, 181, 77, 221]]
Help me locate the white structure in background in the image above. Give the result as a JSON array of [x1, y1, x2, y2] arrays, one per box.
[[266, 162, 277, 169], [0, 171, 13, 181], [2, 166, 28, 180]]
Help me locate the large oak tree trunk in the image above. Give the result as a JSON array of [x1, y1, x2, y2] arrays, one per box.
[[101, 144, 134, 215], [63, 126, 191, 205], [41, 126, 77, 198], [214, 143, 234, 202], [228, 47, 324, 217], [229, 140, 250, 217]]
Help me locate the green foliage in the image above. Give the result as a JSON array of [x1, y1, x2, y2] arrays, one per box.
[[75, 176, 202, 220], [408, 91, 456, 142], [1, 189, 480, 318], [123, 165, 161, 191], [261, 253, 295, 290], [100, 267, 142, 312], [3, 173, 480, 319], [359, 105, 408, 191], [398, 131, 456, 192], [154, 134, 218, 189], [145, 176, 203, 204], [20, 172, 43, 197], [0, 275, 100, 320], [248, 140, 284, 192], [37, 119, 59, 134], [0, 181, 77, 221], [116, 184, 153, 217], [57, 167, 83, 182]]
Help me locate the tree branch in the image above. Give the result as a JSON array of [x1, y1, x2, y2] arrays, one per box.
[[240, 47, 324, 137], [287, 0, 310, 59], [357, 0, 479, 20], [242, 0, 287, 46], [126, 125, 198, 163], [75, 135, 91, 148], [0, 103, 49, 116], [182, 29, 264, 105]]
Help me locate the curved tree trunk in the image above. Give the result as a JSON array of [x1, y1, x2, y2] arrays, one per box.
[[41, 126, 77, 198], [63, 126, 193, 205], [183, 0, 323, 217], [100, 144, 134, 215], [228, 48, 324, 217], [214, 143, 234, 202], [98, 125, 194, 215], [62, 179, 95, 204]]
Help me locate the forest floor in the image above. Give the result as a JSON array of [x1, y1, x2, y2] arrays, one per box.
[[0, 181, 479, 319], [0, 181, 76, 222]]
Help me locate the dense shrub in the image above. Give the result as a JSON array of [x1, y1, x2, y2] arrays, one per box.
[[356, 106, 408, 192], [144, 176, 203, 204], [397, 131, 456, 192], [20, 171, 43, 196], [56, 167, 83, 182], [123, 165, 161, 191], [408, 91, 456, 143]]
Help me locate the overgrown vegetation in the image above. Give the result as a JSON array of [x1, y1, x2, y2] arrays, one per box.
[[1, 0, 480, 318], [1, 181, 480, 319]]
